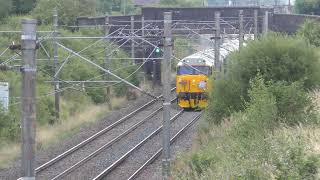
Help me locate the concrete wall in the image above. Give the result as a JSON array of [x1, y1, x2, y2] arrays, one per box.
[[76, 7, 272, 35], [270, 13, 320, 34]]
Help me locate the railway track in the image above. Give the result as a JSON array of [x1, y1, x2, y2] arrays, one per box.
[[93, 111, 202, 180], [127, 112, 202, 180], [35, 88, 178, 179]]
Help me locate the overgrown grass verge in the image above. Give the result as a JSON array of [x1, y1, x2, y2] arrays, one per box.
[[173, 33, 320, 179], [173, 87, 320, 179], [173, 120, 320, 179], [0, 96, 126, 169]]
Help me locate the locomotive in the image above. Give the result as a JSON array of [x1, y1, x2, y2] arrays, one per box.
[[176, 39, 238, 109]]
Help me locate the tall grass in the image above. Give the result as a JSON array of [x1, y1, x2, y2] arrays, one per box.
[[0, 95, 126, 169]]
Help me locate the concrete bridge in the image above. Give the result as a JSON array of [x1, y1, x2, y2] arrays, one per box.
[[76, 7, 320, 83]]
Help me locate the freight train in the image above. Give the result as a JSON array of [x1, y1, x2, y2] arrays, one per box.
[[176, 40, 238, 109]]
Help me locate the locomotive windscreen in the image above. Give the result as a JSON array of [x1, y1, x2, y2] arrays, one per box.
[[177, 66, 210, 75]]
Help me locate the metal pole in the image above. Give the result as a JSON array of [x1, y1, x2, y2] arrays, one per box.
[[263, 11, 269, 34], [239, 10, 244, 49], [152, 60, 156, 88], [214, 11, 221, 74], [142, 15, 149, 80], [53, 8, 60, 121], [254, 9, 258, 39], [105, 15, 112, 110], [141, 16, 145, 60], [162, 12, 172, 180], [20, 18, 37, 180], [131, 16, 135, 64]]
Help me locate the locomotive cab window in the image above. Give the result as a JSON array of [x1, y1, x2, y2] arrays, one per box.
[[177, 66, 211, 75]]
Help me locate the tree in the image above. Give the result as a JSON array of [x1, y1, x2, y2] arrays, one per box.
[[295, 0, 320, 15], [0, 0, 12, 20], [207, 0, 288, 6], [298, 20, 320, 47], [95, 0, 136, 15], [96, 0, 114, 15], [32, 0, 97, 25], [12, 0, 36, 14], [159, 0, 203, 7], [207, 33, 320, 123]]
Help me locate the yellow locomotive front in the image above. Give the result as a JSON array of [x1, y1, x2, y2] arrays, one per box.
[[176, 57, 212, 110]]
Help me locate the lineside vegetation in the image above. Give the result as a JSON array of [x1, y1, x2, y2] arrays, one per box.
[[173, 29, 320, 178], [0, 0, 141, 167]]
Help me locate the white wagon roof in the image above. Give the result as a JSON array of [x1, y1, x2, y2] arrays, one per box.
[[177, 38, 241, 67]]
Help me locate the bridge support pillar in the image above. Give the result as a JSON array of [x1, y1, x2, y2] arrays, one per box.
[[263, 11, 269, 34], [254, 9, 258, 39]]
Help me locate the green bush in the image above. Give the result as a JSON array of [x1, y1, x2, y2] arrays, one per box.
[[267, 81, 316, 125], [207, 33, 320, 123], [271, 131, 320, 179], [0, 12, 142, 144], [159, 0, 203, 7], [175, 77, 320, 179], [189, 152, 217, 175], [32, 0, 97, 25], [86, 87, 107, 104], [295, 0, 320, 15], [0, 0, 12, 20], [61, 89, 91, 116], [0, 106, 20, 141], [112, 64, 140, 97], [230, 76, 278, 142], [298, 20, 320, 47]]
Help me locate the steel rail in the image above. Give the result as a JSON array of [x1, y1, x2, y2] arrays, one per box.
[[50, 97, 177, 180], [127, 112, 203, 180], [92, 110, 184, 180], [35, 87, 176, 173]]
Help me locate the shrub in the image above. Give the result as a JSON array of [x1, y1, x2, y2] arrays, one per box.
[[0, 0, 12, 20], [298, 20, 320, 47], [174, 77, 320, 179], [32, 0, 97, 25], [295, 0, 320, 15], [0, 106, 20, 141], [230, 76, 278, 141], [86, 87, 107, 104], [189, 152, 217, 175], [267, 81, 316, 125], [207, 33, 320, 123], [270, 130, 320, 179]]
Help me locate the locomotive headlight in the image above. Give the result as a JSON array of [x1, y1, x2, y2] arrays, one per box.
[[198, 81, 207, 90]]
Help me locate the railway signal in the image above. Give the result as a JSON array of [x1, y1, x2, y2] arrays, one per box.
[[155, 47, 161, 57]]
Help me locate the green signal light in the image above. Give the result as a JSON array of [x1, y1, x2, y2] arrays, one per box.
[[155, 48, 161, 53]]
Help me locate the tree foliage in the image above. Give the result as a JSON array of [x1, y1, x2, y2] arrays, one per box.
[[295, 0, 320, 15], [207, 33, 320, 123], [96, 0, 136, 15], [159, 0, 204, 7], [32, 0, 97, 25], [0, 0, 12, 20], [207, 0, 287, 6], [298, 20, 320, 47], [12, 0, 36, 14]]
